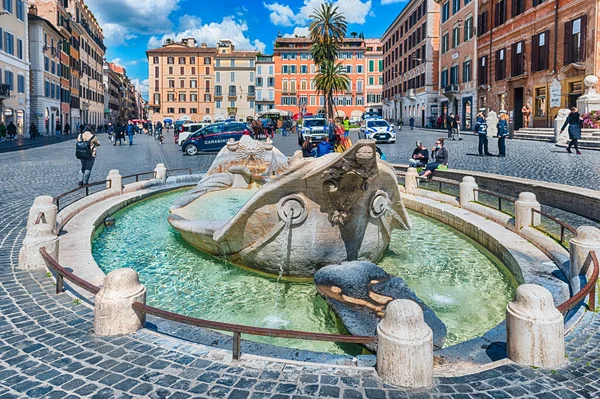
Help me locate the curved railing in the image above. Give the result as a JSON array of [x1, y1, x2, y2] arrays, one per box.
[[53, 179, 111, 211], [557, 251, 598, 315]]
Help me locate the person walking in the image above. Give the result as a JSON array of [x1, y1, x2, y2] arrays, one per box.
[[107, 122, 114, 143], [409, 116, 415, 130], [30, 122, 38, 140], [446, 113, 457, 140], [343, 116, 350, 138], [127, 120, 134, 145], [0, 121, 6, 142], [55, 120, 62, 138], [75, 129, 100, 186], [7, 121, 17, 141], [560, 106, 583, 154], [64, 122, 71, 135], [454, 114, 463, 140], [497, 110, 509, 157], [475, 109, 492, 156]]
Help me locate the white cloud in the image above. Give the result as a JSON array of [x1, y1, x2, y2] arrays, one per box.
[[380, 0, 406, 4], [283, 27, 310, 38], [179, 15, 202, 31], [264, 0, 373, 26], [147, 17, 266, 54], [131, 78, 149, 98], [236, 6, 248, 16]]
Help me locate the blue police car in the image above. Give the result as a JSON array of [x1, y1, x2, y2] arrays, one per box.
[[181, 122, 251, 155]]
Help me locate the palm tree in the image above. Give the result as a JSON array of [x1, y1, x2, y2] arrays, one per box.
[[314, 60, 350, 119]]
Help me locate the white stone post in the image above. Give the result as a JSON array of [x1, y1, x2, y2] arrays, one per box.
[[94, 269, 147, 336], [514, 192, 541, 232], [569, 227, 600, 292], [154, 163, 167, 183], [506, 284, 564, 368], [459, 176, 478, 208], [404, 167, 419, 195], [106, 170, 122, 194], [377, 299, 433, 389], [18, 196, 59, 270], [554, 109, 571, 144], [486, 110, 498, 138], [576, 75, 600, 114]]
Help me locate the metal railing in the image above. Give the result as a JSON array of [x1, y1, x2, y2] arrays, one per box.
[[40, 248, 101, 295], [557, 251, 598, 315], [420, 177, 460, 196], [473, 188, 516, 215], [53, 180, 112, 211], [166, 168, 193, 176], [532, 208, 578, 248], [122, 171, 156, 183]]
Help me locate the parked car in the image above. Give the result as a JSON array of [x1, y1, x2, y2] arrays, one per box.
[[176, 122, 210, 145], [358, 118, 396, 143], [181, 122, 251, 155], [297, 116, 328, 146]]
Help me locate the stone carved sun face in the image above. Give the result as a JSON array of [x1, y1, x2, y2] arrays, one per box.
[[236, 139, 266, 164]]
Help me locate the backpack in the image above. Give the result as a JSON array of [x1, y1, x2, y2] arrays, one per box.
[[75, 134, 95, 160]]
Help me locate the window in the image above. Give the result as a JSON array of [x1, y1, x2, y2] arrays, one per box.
[[189, 57, 196, 64], [531, 30, 549, 72], [442, 2, 449, 22], [204, 57, 211, 64], [511, 41, 525, 76], [168, 80, 175, 88], [190, 108, 198, 114], [441, 32, 449, 53], [511, 0, 526, 18], [250, 60, 255, 68], [154, 93, 160, 104], [216, 72, 220, 83], [565, 16, 587, 65], [216, 101, 221, 109], [4, 0, 13, 13], [494, 0, 507, 27], [17, 74, 24, 93], [168, 67, 173, 75], [290, 65, 297, 74], [356, 65, 363, 73], [268, 90, 274, 101], [535, 87, 546, 117], [216, 59, 221, 67], [368, 60, 374, 72], [180, 67, 185, 75], [357, 80, 363, 93], [452, 26, 460, 48], [464, 16, 474, 41], [191, 80, 197, 88], [533, 0, 546, 5], [378, 60, 383, 72], [268, 77, 275, 87], [190, 93, 198, 102], [167, 108, 175, 113], [230, 59, 235, 67], [300, 65, 308, 74], [179, 57, 186, 64], [250, 72, 254, 82], [450, 64, 459, 84], [167, 57, 174, 64], [269, 65, 274, 75], [230, 72, 235, 82], [204, 94, 211, 102], [179, 108, 186, 114], [462, 59, 472, 82], [478, 56, 488, 85], [441, 68, 448, 87], [167, 93, 175, 101], [179, 80, 185, 88], [495, 48, 506, 81], [300, 80, 307, 90], [368, 76, 374, 85], [153, 56, 159, 64], [16, 0, 24, 20], [230, 101, 236, 107], [452, 0, 460, 14], [4, 31, 14, 55], [228, 85, 236, 96], [478, 11, 488, 35], [345, 65, 352, 73], [179, 93, 186, 102], [215, 85, 222, 96]]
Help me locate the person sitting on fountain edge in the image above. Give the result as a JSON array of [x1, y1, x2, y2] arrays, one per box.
[[316, 137, 334, 157], [301, 138, 317, 157], [409, 140, 429, 168], [419, 138, 448, 180]]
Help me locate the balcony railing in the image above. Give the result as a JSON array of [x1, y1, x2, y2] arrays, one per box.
[[0, 84, 11, 99], [444, 85, 459, 94]]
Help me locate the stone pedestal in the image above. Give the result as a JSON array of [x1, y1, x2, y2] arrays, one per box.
[[514, 192, 541, 232], [576, 75, 600, 114], [377, 299, 433, 389], [18, 196, 59, 270], [554, 109, 571, 144], [569, 226, 600, 292], [486, 111, 498, 138], [506, 284, 564, 368], [404, 168, 419, 195], [107, 170, 122, 193], [459, 176, 478, 208], [94, 269, 146, 336], [154, 163, 167, 183]]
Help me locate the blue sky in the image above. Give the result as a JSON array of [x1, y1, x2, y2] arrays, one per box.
[[84, 0, 409, 98]]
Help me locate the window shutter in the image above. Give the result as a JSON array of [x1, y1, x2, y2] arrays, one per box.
[[495, 50, 500, 80], [511, 43, 517, 77], [511, 0, 517, 18], [531, 34, 539, 72], [564, 20, 572, 65], [544, 30, 550, 70], [579, 14, 587, 61], [494, 3, 500, 27]]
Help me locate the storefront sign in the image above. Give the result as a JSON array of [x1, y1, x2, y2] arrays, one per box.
[[4, 109, 13, 116], [550, 78, 562, 108]]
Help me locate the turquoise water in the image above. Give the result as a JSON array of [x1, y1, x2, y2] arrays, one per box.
[[92, 190, 516, 353]]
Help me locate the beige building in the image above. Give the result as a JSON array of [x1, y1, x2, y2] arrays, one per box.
[[365, 38, 384, 116], [1, 0, 30, 135], [214, 40, 257, 121], [147, 38, 216, 123]]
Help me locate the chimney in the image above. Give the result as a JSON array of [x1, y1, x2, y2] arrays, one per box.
[[201, 43, 208, 48], [185, 38, 197, 47], [29, 4, 38, 15]]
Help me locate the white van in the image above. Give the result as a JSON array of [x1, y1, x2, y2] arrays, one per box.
[[178, 122, 210, 145]]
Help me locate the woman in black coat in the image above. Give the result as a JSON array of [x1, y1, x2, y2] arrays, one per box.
[[560, 107, 583, 154]]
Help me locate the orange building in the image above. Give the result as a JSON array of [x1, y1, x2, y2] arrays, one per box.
[[273, 37, 382, 120]]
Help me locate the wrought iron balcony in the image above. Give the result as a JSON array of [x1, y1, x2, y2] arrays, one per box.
[[444, 85, 460, 94]]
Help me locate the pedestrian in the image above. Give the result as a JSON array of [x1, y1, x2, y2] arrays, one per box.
[[497, 110, 509, 157], [0, 121, 6, 142], [107, 122, 114, 143], [454, 114, 463, 140], [475, 109, 492, 156], [409, 116, 415, 130], [7, 121, 17, 141], [327, 118, 336, 141], [560, 106, 583, 155], [64, 122, 71, 135], [446, 113, 457, 140], [55, 120, 62, 138], [30, 122, 37, 140], [522, 102, 532, 128], [409, 140, 429, 167], [316, 137, 334, 157], [127, 120, 134, 145], [302, 138, 317, 157], [419, 138, 449, 180], [75, 129, 100, 186], [343, 116, 350, 138]]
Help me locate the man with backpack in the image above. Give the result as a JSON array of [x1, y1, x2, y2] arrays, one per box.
[[75, 130, 100, 186]]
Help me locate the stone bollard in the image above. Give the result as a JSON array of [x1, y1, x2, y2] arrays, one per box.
[[486, 110, 498, 138], [459, 176, 478, 208], [506, 284, 564, 368], [404, 168, 419, 195], [106, 170, 123, 194], [94, 269, 146, 336], [554, 109, 571, 144], [514, 192, 541, 232], [18, 196, 59, 270], [569, 226, 600, 292], [377, 299, 433, 389], [154, 163, 167, 183]]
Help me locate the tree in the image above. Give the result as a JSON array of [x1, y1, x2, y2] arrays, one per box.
[[309, 2, 347, 117], [350, 32, 358, 38]]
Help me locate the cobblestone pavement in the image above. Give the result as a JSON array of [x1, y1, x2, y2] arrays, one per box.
[[1, 133, 600, 398]]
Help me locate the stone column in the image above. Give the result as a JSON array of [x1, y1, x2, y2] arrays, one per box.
[[404, 168, 419, 195], [514, 192, 541, 232], [486, 110, 498, 138], [377, 299, 433, 389], [106, 170, 122, 194], [459, 176, 478, 208], [506, 284, 564, 368], [18, 196, 59, 270], [94, 269, 147, 336], [154, 163, 167, 183], [554, 109, 571, 144], [569, 226, 600, 292]]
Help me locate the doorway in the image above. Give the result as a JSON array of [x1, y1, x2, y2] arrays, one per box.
[[514, 88, 524, 131], [462, 97, 473, 131]]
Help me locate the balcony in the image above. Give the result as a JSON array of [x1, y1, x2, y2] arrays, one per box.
[[228, 92, 237, 100], [443, 85, 459, 94], [0, 84, 9, 99]]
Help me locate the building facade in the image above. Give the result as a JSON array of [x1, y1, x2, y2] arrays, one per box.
[[1, 0, 30, 136], [147, 38, 216, 123], [273, 37, 378, 119], [255, 55, 275, 114], [69, 22, 82, 129], [476, 0, 599, 128], [364, 39, 384, 116], [436, 0, 477, 130], [382, 0, 440, 127], [214, 40, 257, 121]]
